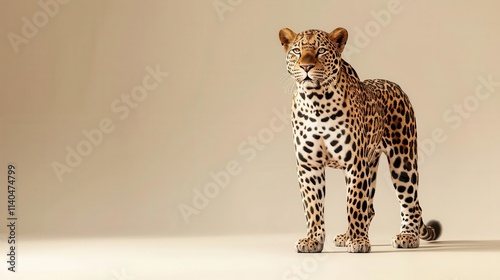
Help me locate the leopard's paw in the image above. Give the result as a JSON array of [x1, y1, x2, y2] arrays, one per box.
[[392, 233, 420, 249], [296, 237, 324, 253], [347, 237, 371, 253], [334, 233, 349, 247]]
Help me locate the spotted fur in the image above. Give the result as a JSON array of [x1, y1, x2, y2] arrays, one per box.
[[278, 27, 441, 253]]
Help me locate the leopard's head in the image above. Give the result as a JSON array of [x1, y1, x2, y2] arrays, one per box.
[[279, 28, 348, 85]]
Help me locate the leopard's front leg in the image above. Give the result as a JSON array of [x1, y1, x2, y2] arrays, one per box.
[[295, 165, 326, 253], [335, 154, 380, 248], [341, 164, 372, 253]]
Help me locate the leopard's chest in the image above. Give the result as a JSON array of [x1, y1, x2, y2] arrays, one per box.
[[292, 91, 354, 168], [292, 85, 386, 168], [292, 89, 348, 132]]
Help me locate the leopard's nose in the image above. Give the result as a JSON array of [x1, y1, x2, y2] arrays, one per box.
[[300, 65, 314, 72]]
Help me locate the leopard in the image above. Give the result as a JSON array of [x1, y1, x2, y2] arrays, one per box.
[[278, 27, 442, 253]]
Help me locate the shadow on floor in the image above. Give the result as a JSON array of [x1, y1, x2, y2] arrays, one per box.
[[416, 240, 500, 252], [371, 240, 500, 254], [323, 240, 500, 254]]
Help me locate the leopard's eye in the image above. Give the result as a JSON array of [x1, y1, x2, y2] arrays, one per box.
[[317, 47, 327, 55], [291, 48, 301, 55]]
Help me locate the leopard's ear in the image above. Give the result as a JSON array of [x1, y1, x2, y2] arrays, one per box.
[[329, 27, 348, 54], [279, 28, 296, 52]]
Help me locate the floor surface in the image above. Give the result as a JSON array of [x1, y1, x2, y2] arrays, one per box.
[[1, 234, 499, 280]]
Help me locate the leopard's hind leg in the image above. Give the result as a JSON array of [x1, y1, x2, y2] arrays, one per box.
[[383, 92, 423, 249]]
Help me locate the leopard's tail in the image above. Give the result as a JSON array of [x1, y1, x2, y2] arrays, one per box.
[[419, 220, 442, 241]]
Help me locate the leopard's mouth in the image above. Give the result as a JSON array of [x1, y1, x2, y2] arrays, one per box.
[[300, 73, 315, 83]]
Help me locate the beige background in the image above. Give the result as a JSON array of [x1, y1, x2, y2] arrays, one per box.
[[1, 0, 499, 243]]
